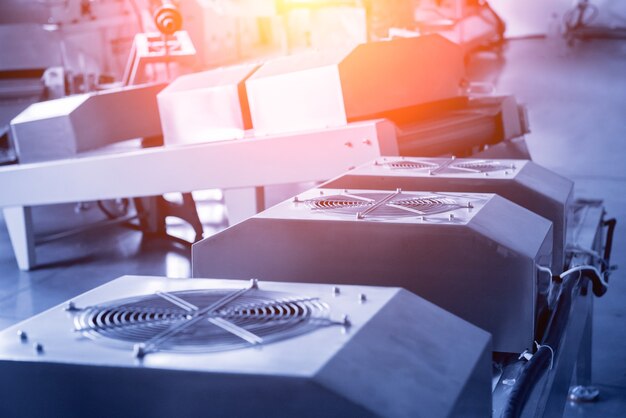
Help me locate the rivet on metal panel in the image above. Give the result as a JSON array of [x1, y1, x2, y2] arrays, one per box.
[[358, 293, 367, 303], [449, 214, 455, 220], [332, 286, 341, 296], [17, 330, 28, 342], [133, 343, 146, 359], [34, 342, 44, 354]]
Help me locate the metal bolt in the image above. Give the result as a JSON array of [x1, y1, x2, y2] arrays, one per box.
[[65, 301, 77, 311], [504, 171, 510, 175], [332, 286, 341, 296], [34, 342, 44, 354], [17, 330, 28, 342], [358, 293, 367, 303], [344, 142, 353, 148], [449, 214, 455, 220], [133, 343, 146, 359], [362, 139, 372, 145], [250, 278, 259, 289], [342, 315, 351, 327]]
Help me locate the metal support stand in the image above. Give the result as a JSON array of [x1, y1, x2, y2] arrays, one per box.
[[2, 206, 36, 270]]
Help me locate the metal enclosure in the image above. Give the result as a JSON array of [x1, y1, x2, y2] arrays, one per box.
[[10, 83, 165, 163], [245, 34, 463, 135], [323, 157, 573, 271], [193, 189, 553, 353], [0, 275, 492, 418], [157, 63, 259, 145]]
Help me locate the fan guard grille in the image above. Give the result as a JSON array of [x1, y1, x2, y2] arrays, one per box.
[[73, 287, 333, 355], [305, 192, 464, 218], [380, 159, 512, 174], [383, 160, 438, 170]]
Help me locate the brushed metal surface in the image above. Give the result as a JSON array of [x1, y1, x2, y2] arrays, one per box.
[[193, 188, 553, 353], [0, 275, 491, 418]]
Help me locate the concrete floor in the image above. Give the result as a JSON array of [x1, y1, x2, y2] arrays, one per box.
[[0, 38, 625, 417]]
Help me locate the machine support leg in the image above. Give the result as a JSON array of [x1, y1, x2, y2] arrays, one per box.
[[223, 187, 265, 226], [3, 206, 36, 271]]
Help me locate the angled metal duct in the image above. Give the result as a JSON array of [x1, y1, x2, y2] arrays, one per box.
[[322, 157, 573, 271], [193, 189, 553, 353], [10, 83, 165, 163], [0, 275, 492, 418]]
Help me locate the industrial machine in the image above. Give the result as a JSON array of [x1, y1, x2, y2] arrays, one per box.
[[0, 275, 492, 418], [192, 188, 553, 353], [10, 83, 165, 163], [1, 33, 527, 271], [321, 157, 574, 271]]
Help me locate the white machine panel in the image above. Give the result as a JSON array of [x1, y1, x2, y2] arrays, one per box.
[[193, 188, 553, 353], [10, 83, 165, 163], [157, 63, 259, 145], [246, 34, 464, 135], [0, 275, 491, 418]]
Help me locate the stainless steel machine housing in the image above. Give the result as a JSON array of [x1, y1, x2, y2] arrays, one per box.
[[193, 189, 553, 353], [0, 275, 492, 418], [322, 157, 573, 271]]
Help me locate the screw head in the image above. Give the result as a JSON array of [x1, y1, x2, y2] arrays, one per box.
[[342, 314, 351, 327], [17, 330, 28, 342], [332, 286, 341, 296], [133, 343, 146, 359], [358, 293, 367, 303], [33, 342, 44, 354]]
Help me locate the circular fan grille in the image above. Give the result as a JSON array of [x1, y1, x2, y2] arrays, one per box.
[[383, 160, 438, 170], [450, 161, 511, 173], [305, 192, 463, 218], [73, 288, 332, 354]]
